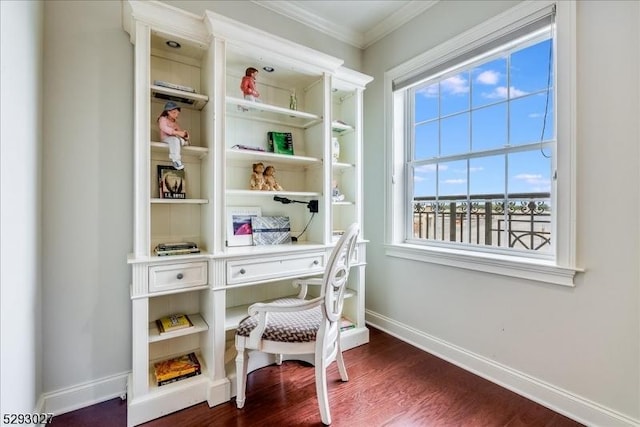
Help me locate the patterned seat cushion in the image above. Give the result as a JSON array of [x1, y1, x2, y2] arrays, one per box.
[[236, 298, 322, 342]]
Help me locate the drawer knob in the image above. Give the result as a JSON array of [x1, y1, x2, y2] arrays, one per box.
[[313, 260, 319, 265], [239, 268, 246, 274], [176, 273, 184, 280]]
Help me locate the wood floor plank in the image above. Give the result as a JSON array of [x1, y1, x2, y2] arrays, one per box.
[[50, 327, 583, 427]]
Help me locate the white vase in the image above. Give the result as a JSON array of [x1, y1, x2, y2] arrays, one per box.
[[332, 137, 340, 163]]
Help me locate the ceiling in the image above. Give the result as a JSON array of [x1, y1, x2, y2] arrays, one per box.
[[252, 0, 439, 49]]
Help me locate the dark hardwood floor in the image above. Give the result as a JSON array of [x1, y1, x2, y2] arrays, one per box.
[[51, 327, 583, 427]]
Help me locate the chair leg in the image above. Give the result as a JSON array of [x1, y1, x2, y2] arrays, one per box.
[[315, 360, 331, 425], [336, 347, 349, 382], [235, 347, 248, 409]]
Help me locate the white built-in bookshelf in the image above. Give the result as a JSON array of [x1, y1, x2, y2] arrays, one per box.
[[122, 1, 372, 425]]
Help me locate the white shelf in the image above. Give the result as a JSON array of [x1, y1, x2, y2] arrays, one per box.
[[332, 201, 355, 206], [226, 96, 322, 129], [148, 313, 209, 343], [150, 198, 208, 204], [151, 142, 209, 159], [331, 161, 355, 170], [226, 189, 321, 198], [226, 148, 321, 167], [151, 85, 208, 110], [331, 120, 353, 133]]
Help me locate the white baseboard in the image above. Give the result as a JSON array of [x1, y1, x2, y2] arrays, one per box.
[[365, 310, 640, 427], [41, 371, 129, 416]]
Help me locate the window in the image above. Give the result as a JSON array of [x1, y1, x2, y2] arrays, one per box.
[[385, 1, 579, 286]]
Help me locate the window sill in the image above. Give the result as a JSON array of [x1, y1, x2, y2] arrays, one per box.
[[385, 243, 582, 287]]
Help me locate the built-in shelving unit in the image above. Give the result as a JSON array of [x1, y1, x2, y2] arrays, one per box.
[[123, 2, 372, 425]]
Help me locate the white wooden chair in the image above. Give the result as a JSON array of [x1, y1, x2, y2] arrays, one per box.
[[234, 223, 360, 425]]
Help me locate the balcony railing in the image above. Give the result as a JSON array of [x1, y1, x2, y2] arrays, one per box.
[[413, 192, 551, 251]]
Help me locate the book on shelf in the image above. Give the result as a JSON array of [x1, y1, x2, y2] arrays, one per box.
[[340, 317, 356, 332], [154, 242, 200, 256], [156, 314, 194, 335], [231, 144, 265, 152], [154, 247, 201, 256], [267, 131, 294, 155], [153, 352, 201, 386], [157, 370, 201, 386], [251, 216, 291, 245], [157, 165, 186, 199], [153, 80, 196, 93], [156, 241, 198, 251], [152, 91, 195, 105]]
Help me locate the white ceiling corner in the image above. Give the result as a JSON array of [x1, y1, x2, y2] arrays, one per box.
[[251, 1, 439, 49]]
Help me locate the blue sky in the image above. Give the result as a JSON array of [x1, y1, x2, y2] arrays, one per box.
[[413, 38, 553, 199]]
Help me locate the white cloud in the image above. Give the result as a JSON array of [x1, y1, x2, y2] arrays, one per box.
[[415, 164, 439, 173], [443, 179, 466, 184], [509, 86, 527, 97], [417, 85, 438, 98], [515, 173, 551, 188], [476, 70, 500, 85], [483, 86, 528, 100], [441, 75, 469, 95], [469, 166, 484, 172]]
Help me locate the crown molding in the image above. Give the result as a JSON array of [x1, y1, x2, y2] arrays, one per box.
[[251, 0, 439, 49], [365, 1, 439, 48]]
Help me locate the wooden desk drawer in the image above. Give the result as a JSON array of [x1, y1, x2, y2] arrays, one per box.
[[227, 253, 324, 285], [149, 261, 207, 293]]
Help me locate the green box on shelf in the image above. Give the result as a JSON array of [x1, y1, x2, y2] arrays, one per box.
[[267, 131, 294, 155]]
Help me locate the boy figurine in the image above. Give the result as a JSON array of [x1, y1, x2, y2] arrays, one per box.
[[157, 101, 189, 170]]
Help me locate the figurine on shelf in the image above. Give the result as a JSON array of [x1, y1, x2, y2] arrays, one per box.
[[250, 162, 267, 190], [240, 67, 260, 102], [332, 180, 345, 202], [263, 165, 284, 191], [289, 91, 297, 110], [157, 101, 189, 170]]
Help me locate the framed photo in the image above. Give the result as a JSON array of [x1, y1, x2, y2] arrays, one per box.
[[226, 207, 262, 247]]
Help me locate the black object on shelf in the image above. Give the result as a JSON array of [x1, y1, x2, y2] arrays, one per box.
[[273, 196, 318, 213]]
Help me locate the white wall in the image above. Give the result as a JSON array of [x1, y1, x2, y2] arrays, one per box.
[[362, 1, 640, 425], [0, 0, 44, 415], [40, 0, 133, 409]]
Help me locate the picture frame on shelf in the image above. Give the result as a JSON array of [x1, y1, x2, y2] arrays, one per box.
[[226, 207, 262, 247], [251, 216, 292, 245]]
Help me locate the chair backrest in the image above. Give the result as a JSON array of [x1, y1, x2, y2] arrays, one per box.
[[321, 223, 360, 323]]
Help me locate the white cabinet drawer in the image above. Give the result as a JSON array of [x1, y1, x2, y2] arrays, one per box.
[[227, 253, 324, 285], [149, 261, 207, 293]]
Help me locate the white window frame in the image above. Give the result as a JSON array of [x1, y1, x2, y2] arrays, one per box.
[[384, 0, 581, 286]]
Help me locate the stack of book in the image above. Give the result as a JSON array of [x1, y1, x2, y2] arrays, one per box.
[[154, 242, 200, 256], [340, 317, 356, 332], [156, 313, 193, 335], [153, 352, 201, 386]]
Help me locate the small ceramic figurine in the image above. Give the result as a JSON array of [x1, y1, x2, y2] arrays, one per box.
[[240, 67, 260, 101], [332, 180, 345, 202], [250, 162, 266, 190], [263, 165, 283, 191]]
